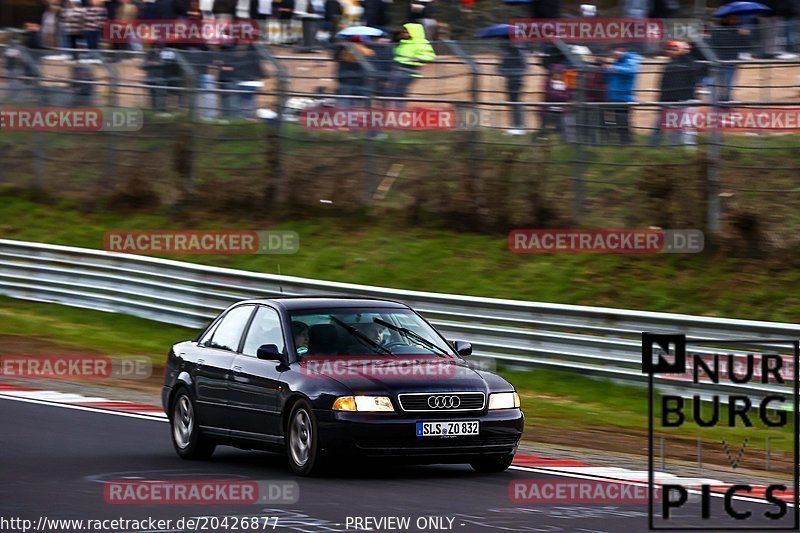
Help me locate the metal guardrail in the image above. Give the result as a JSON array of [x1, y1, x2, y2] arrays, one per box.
[[0, 238, 796, 399]]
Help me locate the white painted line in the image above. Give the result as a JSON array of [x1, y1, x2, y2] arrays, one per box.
[[0, 393, 168, 422]]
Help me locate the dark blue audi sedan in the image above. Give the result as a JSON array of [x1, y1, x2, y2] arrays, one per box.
[[162, 297, 524, 476]]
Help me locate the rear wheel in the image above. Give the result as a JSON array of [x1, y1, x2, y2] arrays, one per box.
[[286, 400, 326, 476], [470, 453, 514, 473], [170, 390, 216, 460]]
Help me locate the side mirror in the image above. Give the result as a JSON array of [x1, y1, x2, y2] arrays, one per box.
[[257, 344, 286, 364], [451, 340, 472, 356]]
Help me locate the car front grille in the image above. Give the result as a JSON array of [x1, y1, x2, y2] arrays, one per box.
[[397, 392, 486, 412]]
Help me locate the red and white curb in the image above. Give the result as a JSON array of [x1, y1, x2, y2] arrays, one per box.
[[0, 381, 794, 504], [0, 383, 166, 418], [512, 454, 796, 503]]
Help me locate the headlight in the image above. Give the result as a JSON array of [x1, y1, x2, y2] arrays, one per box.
[[332, 395, 395, 412], [488, 392, 520, 410]]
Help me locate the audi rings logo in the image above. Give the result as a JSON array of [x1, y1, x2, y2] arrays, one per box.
[[427, 395, 461, 409]]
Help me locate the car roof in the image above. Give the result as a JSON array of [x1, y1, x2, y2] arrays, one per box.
[[237, 296, 411, 311]]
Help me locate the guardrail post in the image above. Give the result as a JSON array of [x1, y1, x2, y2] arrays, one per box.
[[256, 44, 289, 206]]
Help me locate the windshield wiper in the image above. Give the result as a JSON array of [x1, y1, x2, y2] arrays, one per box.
[[329, 316, 394, 355], [373, 318, 451, 357]]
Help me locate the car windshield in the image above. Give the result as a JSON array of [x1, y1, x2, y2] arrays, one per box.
[[288, 307, 455, 357]]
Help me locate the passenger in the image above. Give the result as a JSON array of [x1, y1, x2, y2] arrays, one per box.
[[292, 321, 310, 355]]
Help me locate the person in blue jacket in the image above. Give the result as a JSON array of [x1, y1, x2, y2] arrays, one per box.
[[603, 47, 642, 145]]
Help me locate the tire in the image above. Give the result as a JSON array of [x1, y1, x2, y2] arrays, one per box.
[[470, 453, 515, 473], [286, 400, 325, 476], [170, 390, 216, 460]]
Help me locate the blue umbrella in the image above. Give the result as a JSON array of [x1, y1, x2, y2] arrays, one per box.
[[335, 26, 385, 38], [476, 24, 512, 39], [713, 1, 770, 17]]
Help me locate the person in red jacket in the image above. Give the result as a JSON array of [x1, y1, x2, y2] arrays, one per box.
[[540, 64, 570, 140]]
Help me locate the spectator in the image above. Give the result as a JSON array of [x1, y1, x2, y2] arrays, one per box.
[[540, 64, 570, 139], [603, 47, 641, 144], [368, 35, 395, 97], [650, 40, 697, 147], [497, 40, 527, 134], [116, 0, 138, 25], [212, 0, 237, 20], [408, 0, 436, 41], [322, 0, 342, 42], [84, 0, 108, 50], [61, 0, 86, 56], [583, 52, 607, 145], [530, 0, 560, 19], [649, 0, 679, 19], [764, 0, 798, 57], [362, 0, 390, 31], [173, 0, 191, 17], [39, 0, 61, 49], [213, 43, 265, 117], [388, 22, 435, 105], [275, 0, 295, 43], [709, 15, 750, 102], [334, 35, 375, 106], [249, 0, 272, 41]]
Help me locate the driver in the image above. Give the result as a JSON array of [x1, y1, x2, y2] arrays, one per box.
[[292, 321, 310, 356], [363, 322, 389, 346]]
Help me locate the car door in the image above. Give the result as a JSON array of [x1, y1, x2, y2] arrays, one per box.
[[228, 305, 287, 439], [193, 304, 256, 430]]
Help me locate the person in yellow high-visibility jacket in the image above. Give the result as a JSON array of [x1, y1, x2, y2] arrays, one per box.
[[388, 22, 436, 106]]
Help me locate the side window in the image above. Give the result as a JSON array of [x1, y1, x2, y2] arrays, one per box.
[[198, 319, 221, 345], [206, 305, 255, 352], [242, 306, 286, 357]]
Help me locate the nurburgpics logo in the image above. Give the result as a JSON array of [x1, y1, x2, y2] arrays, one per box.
[[643, 333, 799, 530]]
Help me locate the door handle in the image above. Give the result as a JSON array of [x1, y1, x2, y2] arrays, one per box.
[[232, 365, 243, 372], [197, 358, 205, 365]]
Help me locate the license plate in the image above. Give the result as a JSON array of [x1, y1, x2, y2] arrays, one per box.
[[416, 421, 479, 437]]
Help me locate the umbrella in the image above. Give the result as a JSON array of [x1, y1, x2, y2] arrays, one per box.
[[335, 26, 386, 39], [476, 24, 512, 39], [712, 1, 770, 17]]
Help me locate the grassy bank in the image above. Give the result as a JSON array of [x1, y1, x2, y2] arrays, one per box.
[[1, 193, 800, 322]]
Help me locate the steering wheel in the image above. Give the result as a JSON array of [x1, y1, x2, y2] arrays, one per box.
[[382, 341, 409, 352]]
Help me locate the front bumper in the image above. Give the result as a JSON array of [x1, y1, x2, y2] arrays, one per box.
[[315, 408, 524, 463]]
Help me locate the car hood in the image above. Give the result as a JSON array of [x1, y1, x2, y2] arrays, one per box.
[[297, 355, 488, 394]]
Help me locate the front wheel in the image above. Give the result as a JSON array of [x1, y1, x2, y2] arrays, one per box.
[[170, 390, 216, 460], [470, 453, 514, 473], [286, 400, 326, 476]]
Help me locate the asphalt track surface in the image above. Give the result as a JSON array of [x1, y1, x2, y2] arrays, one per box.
[[0, 397, 793, 533]]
